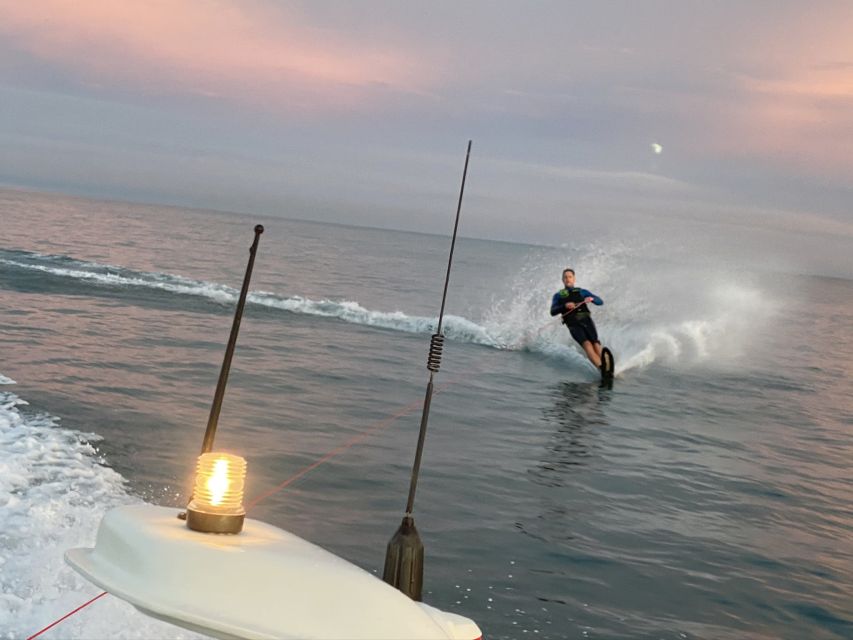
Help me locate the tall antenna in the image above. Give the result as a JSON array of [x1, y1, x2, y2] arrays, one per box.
[[200, 224, 264, 453], [382, 140, 472, 601]]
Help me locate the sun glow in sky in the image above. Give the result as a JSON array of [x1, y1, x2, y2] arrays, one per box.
[[0, 1, 851, 275]]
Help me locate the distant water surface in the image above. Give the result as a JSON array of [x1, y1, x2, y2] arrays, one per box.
[[1, 188, 852, 639]]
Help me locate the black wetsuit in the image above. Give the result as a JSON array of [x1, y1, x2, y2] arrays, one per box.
[[549, 287, 603, 345]]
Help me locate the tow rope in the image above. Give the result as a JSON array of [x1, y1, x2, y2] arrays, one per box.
[[25, 378, 460, 637], [26, 591, 107, 640]]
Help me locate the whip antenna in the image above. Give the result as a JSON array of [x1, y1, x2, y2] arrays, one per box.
[[201, 224, 264, 453], [383, 140, 472, 600], [178, 225, 264, 523]]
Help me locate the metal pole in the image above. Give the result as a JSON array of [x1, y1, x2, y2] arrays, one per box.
[[403, 139, 471, 514], [200, 224, 264, 453], [383, 141, 472, 601]]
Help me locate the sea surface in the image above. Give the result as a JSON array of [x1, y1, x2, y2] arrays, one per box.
[[1, 188, 852, 640]]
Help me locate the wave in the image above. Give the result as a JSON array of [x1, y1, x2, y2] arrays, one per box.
[[0, 248, 777, 376], [0, 250, 497, 343], [0, 380, 205, 638]]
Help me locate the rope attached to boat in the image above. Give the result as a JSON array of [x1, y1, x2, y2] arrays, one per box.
[[26, 591, 107, 640], [24, 377, 462, 637]]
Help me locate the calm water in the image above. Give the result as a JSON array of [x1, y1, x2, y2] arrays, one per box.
[[1, 188, 852, 639]]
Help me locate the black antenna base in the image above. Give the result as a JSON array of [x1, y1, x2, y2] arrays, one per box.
[[382, 515, 424, 601]]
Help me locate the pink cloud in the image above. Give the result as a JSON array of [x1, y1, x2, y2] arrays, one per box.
[[704, 73, 853, 180], [704, 11, 853, 178], [0, 0, 432, 111]]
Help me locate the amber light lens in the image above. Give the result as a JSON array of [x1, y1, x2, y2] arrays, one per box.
[[189, 452, 246, 516]]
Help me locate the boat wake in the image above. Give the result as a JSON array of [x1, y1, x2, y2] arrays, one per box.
[[0, 380, 206, 638], [0, 248, 776, 375]]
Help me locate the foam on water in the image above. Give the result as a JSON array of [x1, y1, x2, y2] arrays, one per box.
[[0, 382, 205, 639], [0, 254, 238, 305], [483, 242, 779, 375], [0, 252, 494, 343], [1, 247, 777, 377], [250, 291, 496, 344]]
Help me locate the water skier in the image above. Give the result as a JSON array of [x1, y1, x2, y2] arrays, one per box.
[[549, 268, 606, 372]]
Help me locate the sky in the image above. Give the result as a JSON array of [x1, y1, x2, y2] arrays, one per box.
[[0, 1, 851, 276]]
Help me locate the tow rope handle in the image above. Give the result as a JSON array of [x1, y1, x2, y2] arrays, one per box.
[[560, 297, 596, 318]]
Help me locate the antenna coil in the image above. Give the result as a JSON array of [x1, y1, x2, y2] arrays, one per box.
[[383, 140, 472, 601], [426, 333, 444, 372]]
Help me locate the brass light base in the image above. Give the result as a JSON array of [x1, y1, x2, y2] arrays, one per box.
[[186, 507, 245, 534]]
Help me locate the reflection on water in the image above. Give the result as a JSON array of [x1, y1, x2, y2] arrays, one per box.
[[532, 382, 612, 485]]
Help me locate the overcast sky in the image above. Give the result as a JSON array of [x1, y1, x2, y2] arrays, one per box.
[[1, 1, 851, 275]]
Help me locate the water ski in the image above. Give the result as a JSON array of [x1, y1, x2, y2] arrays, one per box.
[[600, 347, 615, 382]]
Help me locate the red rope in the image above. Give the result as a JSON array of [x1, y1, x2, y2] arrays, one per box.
[[26, 591, 108, 640], [244, 397, 423, 510], [245, 377, 459, 510]]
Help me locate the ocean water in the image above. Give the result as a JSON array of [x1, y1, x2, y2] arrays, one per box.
[[1, 187, 851, 640]]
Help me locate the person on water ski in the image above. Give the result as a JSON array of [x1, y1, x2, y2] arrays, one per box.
[[550, 268, 604, 369]]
